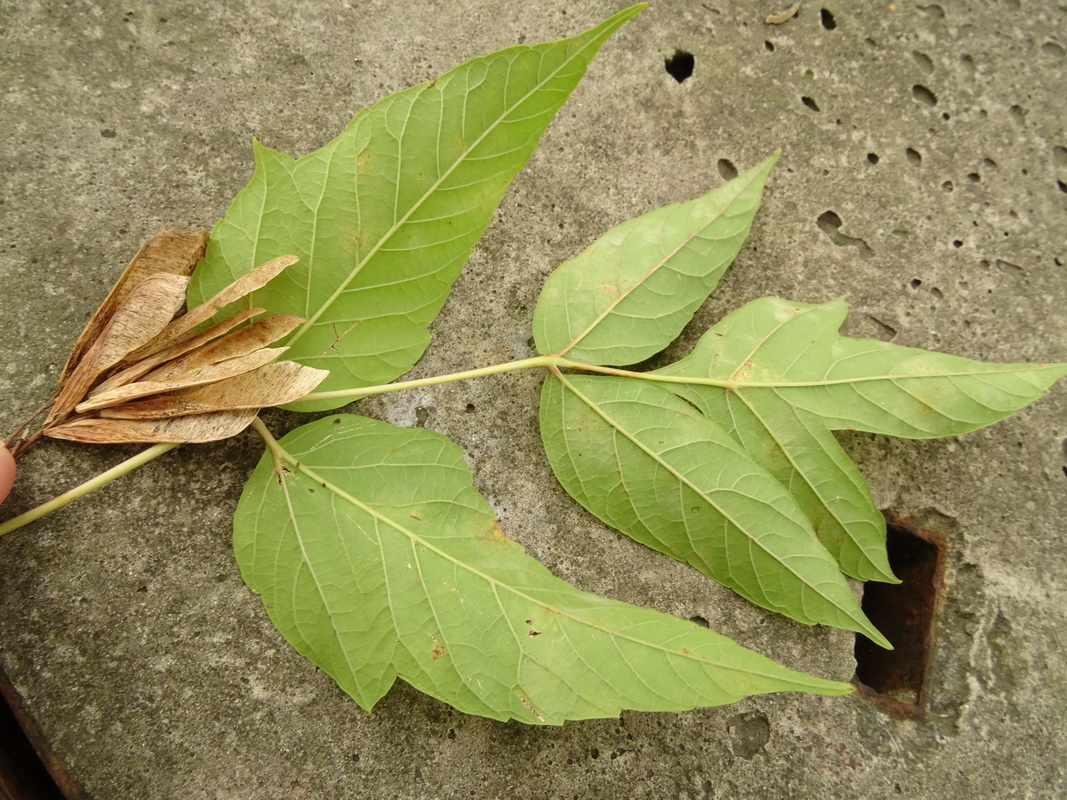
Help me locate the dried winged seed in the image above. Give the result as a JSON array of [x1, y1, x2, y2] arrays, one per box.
[[60, 229, 209, 384], [97, 361, 330, 420], [138, 314, 305, 384], [124, 254, 299, 361], [49, 273, 191, 423], [44, 408, 261, 444], [75, 348, 289, 413], [92, 308, 266, 395]]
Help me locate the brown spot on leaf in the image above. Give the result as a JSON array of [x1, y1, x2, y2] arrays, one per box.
[[428, 633, 445, 660], [479, 521, 508, 543], [519, 694, 545, 723]]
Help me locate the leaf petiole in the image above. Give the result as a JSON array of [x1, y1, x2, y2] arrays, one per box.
[[294, 354, 757, 405], [0, 442, 181, 537], [297, 355, 559, 403]]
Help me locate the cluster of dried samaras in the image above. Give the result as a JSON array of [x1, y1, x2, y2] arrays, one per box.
[[10, 230, 328, 457]]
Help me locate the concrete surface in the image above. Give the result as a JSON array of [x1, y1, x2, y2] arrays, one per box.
[[2, 1, 1066, 797]]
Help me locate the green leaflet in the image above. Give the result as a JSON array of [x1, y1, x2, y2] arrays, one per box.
[[189, 4, 646, 412], [654, 296, 1067, 580], [235, 415, 852, 725], [532, 152, 778, 365], [671, 388, 895, 583], [539, 372, 889, 647]]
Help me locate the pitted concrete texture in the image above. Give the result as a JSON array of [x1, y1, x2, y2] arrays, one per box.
[[2, 2, 1066, 798]]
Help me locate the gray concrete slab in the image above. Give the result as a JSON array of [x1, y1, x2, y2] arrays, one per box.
[[1, 1, 1065, 797]]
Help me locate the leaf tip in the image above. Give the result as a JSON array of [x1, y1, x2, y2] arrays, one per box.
[[865, 627, 894, 651]]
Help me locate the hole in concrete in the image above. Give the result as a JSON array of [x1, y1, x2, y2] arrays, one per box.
[[995, 258, 1024, 275], [689, 615, 710, 628], [905, 147, 922, 165], [464, 403, 475, 413], [1043, 41, 1065, 58], [854, 517, 946, 716], [909, 278, 922, 289], [911, 51, 933, 72], [952, 239, 962, 248], [664, 50, 695, 83], [764, 40, 775, 52], [941, 180, 954, 192], [1009, 104, 1027, 125], [867, 152, 880, 164], [917, 4, 945, 18], [717, 159, 738, 180], [1058, 180, 1067, 194], [726, 711, 770, 759], [967, 172, 981, 182], [817, 210, 874, 257], [801, 95, 820, 112], [820, 8, 837, 30], [867, 315, 897, 340], [912, 84, 938, 106]]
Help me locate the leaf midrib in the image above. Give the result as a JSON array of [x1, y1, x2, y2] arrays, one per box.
[[551, 371, 875, 632], [272, 437, 822, 684], [284, 38, 608, 354], [727, 388, 888, 577], [651, 363, 1067, 391], [555, 168, 765, 359]]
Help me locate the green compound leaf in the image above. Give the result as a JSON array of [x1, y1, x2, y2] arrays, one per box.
[[532, 152, 778, 365], [539, 372, 890, 647], [655, 296, 1067, 580], [189, 4, 646, 412], [234, 415, 853, 725]]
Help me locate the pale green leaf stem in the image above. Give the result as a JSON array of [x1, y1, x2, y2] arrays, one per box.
[[0, 442, 180, 537]]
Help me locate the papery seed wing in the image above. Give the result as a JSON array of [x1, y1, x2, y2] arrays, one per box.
[[98, 362, 329, 419], [59, 229, 209, 383], [49, 273, 191, 422], [44, 408, 261, 444]]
